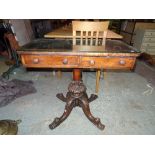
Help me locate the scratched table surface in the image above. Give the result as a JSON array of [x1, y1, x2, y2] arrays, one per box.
[[19, 39, 139, 55]]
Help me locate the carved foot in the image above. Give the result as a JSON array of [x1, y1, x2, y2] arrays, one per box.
[[81, 95, 105, 130], [83, 108, 105, 130], [56, 93, 66, 102], [49, 117, 61, 129], [93, 118, 105, 130], [88, 94, 98, 103], [49, 99, 74, 130]]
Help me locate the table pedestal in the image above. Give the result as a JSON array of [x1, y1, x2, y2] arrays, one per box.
[[49, 69, 105, 130]]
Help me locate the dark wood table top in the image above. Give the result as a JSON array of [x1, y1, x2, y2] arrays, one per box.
[[18, 39, 140, 57]]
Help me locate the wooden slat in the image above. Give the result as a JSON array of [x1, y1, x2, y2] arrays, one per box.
[[80, 31, 83, 45], [73, 30, 76, 45], [102, 31, 107, 45], [90, 31, 93, 45], [95, 31, 99, 45], [86, 31, 88, 45]]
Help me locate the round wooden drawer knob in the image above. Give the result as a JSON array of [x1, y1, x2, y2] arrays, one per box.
[[33, 58, 39, 64], [63, 58, 68, 64], [89, 60, 95, 65], [119, 60, 126, 65]]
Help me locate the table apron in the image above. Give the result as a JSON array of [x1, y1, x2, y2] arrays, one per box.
[[20, 54, 136, 70]]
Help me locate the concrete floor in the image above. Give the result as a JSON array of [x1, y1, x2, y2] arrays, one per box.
[[0, 59, 155, 135]]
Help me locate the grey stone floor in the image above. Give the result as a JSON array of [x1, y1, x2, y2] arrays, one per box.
[[0, 62, 155, 134]]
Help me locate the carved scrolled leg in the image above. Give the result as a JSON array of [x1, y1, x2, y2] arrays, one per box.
[[49, 97, 74, 129], [80, 94, 105, 130], [56, 93, 67, 102], [50, 80, 105, 131], [88, 94, 98, 103]]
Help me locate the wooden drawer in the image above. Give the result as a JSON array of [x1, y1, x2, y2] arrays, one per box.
[[21, 55, 79, 68], [21, 55, 136, 70], [143, 37, 155, 42], [141, 49, 155, 54], [141, 46, 155, 52], [80, 57, 136, 69], [146, 49, 155, 54], [141, 42, 155, 47], [144, 31, 155, 36]]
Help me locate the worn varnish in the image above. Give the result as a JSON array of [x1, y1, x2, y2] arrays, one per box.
[[17, 38, 140, 131], [21, 54, 136, 70], [18, 39, 140, 70]]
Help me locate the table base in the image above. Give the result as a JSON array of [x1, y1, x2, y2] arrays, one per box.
[[49, 81, 105, 130]]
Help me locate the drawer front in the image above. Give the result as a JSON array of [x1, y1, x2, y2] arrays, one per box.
[[141, 48, 155, 53], [147, 49, 155, 52], [144, 31, 155, 36], [140, 45, 155, 52], [143, 37, 155, 42], [21, 55, 79, 68], [146, 49, 155, 55], [21, 55, 136, 70], [141, 42, 155, 47], [80, 57, 136, 69], [141, 48, 155, 55]]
